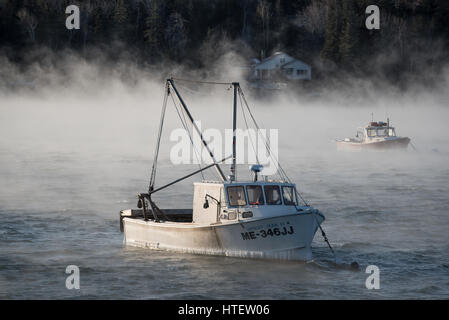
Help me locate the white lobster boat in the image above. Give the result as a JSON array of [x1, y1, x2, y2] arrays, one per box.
[[120, 79, 325, 261], [336, 119, 410, 151]]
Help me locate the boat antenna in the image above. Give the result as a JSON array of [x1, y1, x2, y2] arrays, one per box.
[[387, 117, 390, 136], [371, 112, 374, 122], [230, 82, 239, 182]]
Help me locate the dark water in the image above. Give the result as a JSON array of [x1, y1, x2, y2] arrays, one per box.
[[1, 99, 449, 299]]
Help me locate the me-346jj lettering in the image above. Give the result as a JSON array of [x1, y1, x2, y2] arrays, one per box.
[[241, 226, 294, 240]]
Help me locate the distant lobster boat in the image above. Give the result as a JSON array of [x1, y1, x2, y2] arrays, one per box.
[[336, 120, 410, 151]]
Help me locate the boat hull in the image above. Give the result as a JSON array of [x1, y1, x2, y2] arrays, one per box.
[[123, 211, 324, 261], [336, 137, 410, 151]]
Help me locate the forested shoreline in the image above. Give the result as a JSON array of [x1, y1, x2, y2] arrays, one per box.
[[1, 0, 449, 88]]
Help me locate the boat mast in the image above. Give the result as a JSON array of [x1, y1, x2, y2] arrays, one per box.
[[167, 78, 227, 182], [387, 117, 390, 136], [230, 82, 239, 182]]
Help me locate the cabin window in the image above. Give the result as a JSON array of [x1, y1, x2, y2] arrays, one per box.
[[227, 186, 247, 206], [282, 186, 297, 206], [367, 129, 376, 137], [377, 128, 388, 136], [388, 128, 396, 136], [264, 185, 282, 205], [246, 185, 265, 205]]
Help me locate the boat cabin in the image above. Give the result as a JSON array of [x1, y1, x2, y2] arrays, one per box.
[[357, 121, 396, 141], [192, 181, 300, 225]]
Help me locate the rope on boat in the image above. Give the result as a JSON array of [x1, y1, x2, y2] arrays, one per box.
[[149, 81, 169, 191], [238, 87, 288, 183], [317, 222, 337, 262], [238, 90, 260, 166], [170, 90, 207, 180], [170, 77, 233, 86]]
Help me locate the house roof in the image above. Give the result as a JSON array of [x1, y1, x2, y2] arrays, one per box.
[[255, 51, 310, 70], [281, 59, 311, 69], [257, 52, 291, 66]]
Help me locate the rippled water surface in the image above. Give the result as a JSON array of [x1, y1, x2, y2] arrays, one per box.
[[1, 97, 449, 299]]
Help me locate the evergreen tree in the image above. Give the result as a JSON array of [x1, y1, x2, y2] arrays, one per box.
[[339, 0, 359, 68], [321, 0, 342, 63], [114, 0, 128, 25], [165, 12, 187, 60], [144, 0, 163, 56]]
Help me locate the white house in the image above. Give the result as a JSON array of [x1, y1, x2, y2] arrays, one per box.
[[252, 52, 312, 81]]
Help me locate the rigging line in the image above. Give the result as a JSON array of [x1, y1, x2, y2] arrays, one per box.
[[238, 88, 286, 182], [171, 95, 205, 180], [177, 90, 223, 183], [171, 77, 233, 86], [170, 93, 206, 180], [295, 188, 309, 207], [149, 82, 169, 190], [168, 78, 227, 182], [176, 95, 210, 181], [238, 90, 260, 165], [239, 89, 308, 205], [239, 90, 281, 181], [176, 82, 215, 97], [247, 98, 289, 182]]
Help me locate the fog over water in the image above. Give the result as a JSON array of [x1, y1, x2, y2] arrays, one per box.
[[1, 56, 449, 299]]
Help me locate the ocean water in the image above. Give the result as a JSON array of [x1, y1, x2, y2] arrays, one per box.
[[1, 93, 449, 300]]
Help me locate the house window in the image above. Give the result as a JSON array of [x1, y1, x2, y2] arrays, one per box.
[[262, 70, 268, 80], [296, 69, 309, 76]]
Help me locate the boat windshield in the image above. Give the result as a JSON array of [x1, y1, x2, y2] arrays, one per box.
[[264, 185, 282, 205], [227, 186, 247, 206], [377, 128, 388, 136], [282, 186, 297, 206], [367, 128, 376, 137], [246, 185, 264, 205], [367, 127, 395, 137]]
